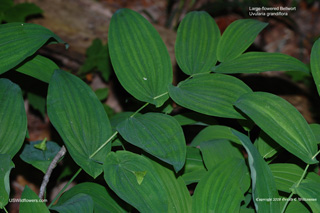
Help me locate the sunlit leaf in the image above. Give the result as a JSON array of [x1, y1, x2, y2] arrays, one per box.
[[47, 70, 112, 178], [19, 186, 49, 213], [175, 11, 220, 75]]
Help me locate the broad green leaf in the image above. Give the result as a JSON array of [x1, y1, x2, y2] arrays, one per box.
[[110, 112, 137, 132], [0, 0, 14, 13], [199, 139, 243, 170], [214, 52, 309, 74], [20, 141, 61, 173], [285, 199, 310, 213], [169, 73, 252, 119], [191, 125, 241, 147], [310, 123, 320, 144], [292, 180, 320, 212], [54, 182, 128, 213], [47, 70, 112, 178], [181, 147, 207, 185], [149, 158, 192, 213], [192, 158, 250, 212], [50, 193, 93, 213], [0, 23, 66, 74], [103, 151, 168, 212], [27, 92, 46, 117], [310, 38, 320, 96], [109, 8, 172, 107], [175, 11, 220, 75], [173, 112, 217, 126], [15, 55, 58, 83], [19, 185, 49, 213], [117, 112, 186, 172], [235, 92, 318, 164], [255, 131, 281, 159], [270, 163, 320, 193], [0, 154, 14, 208], [0, 79, 27, 158], [217, 19, 268, 62], [3, 3, 42, 22], [232, 130, 280, 212]]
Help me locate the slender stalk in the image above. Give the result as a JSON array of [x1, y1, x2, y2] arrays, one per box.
[[48, 168, 82, 208], [312, 149, 320, 159], [280, 164, 310, 213], [89, 131, 118, 159], [153, 92, 168, 100], [4, 207, 8, 213], [39, 146, 67, 199], [130, 102, 149, 118]]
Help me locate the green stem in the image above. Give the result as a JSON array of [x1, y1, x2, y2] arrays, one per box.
[[312, 149, 320, 159], [153, 92, 168, 100], [280, 164, 310, 213], [89, 131, 118, 159], [4, 207, 8, 213], [48, 168, 82, 208], [130, 102, 149, 118]]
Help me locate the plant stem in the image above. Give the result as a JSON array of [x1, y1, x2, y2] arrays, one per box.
[[130, 102, 149, 118], [4, 207, 8, 213], [312, 149, 320, 159], [280, 164, 310, 213], [89, 131, 118, 159], [48, 168, 82, 208]]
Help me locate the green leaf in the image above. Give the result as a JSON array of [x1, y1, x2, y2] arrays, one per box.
[[217, 19, 268, 62], [103, 151, 168, 212], [20, 141, 61, 173], [33, 138, 47, 151], [269, 163, 320, 193], [292, 180, 320, 212], [47, 70, 112, 178], [310, 38, 320, 96], [199, 139, 243, 170], [95, 88, 109, 101], [0, 79, 27, 158], [54, 182, 128, 213], [27, 92, 46, 117], [0, 154, 14, 208], [110, 112, 136, 132], [191, 125, 241, 147], [50, 193, 93, 213], [175, 11, 220, 75], [181, 147, 207, 185], [109, 9, 172, 107], [235, 92, 318, 164], [255, 131, 280, 159], [169, 73, 252, 119], [19, 185, 49, 213], [149, 158, 192, 213], [285, 199, 311, 213], [214, 52, 309, 74], [117, 112, 186, 172], [16, 55, 59, 83], [3, 3, 42, 22], [310, 123, 320, 144], [232, 130, 280, 212], [173, 112, 217, 126], [0, 23, 66, 74], [192, 158, 250, 212], [0, 0, 14, 13]]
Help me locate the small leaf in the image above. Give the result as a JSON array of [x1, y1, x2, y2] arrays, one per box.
[[109, 8, 172, 107], [133, 171, 147, 185], [199, 139, 243, 170], [175, 11, 220, 75], [50, 193, 93, 213], [27, 92, 46, 117], [103, 151, 168, 212], [0, 79, 27, 158], [95, 88, 109, 101], [16, 55, 59, 83], [34, 138, 47, 151], [232, 130, 280, 212], [3, 3, 42, 22], [292, 180, 320, 212], [217, 19, 268, 62], [117, 112, 186, 172], [47, 70, 112, 178], [191, 125, 241, 147], [254, 131, 280, 159], [169, 73, 252, 119], [192, 158, 250, 212], [235, 92, 318, 164], [54, 182, 128, 213], [0, 154, 14, 208], [269, 163, 320, 193], [19, 186, 49, 213], [20, 141, 61, 173], [214, 52, 309, 74], [0, 23, 67, 74], [310, 38, 320, 96]]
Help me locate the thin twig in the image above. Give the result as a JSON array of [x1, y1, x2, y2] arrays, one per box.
[[39, 145, 67, 199]]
